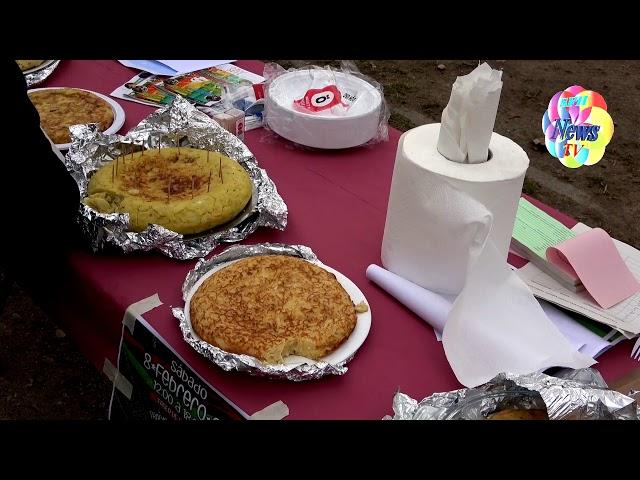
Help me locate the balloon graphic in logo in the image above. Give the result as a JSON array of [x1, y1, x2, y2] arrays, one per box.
[[542, 85, 614, 168]]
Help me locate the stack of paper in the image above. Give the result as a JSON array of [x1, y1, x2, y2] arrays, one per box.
[[513, 198, 640, 312], [512, 198, 582, 290], [516, 222, 640, 339]]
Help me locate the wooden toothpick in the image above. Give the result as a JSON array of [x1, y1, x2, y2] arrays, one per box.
[[207, 170, 212, 192], [112, 161, 115, 183], [218, 155, 223, 184]]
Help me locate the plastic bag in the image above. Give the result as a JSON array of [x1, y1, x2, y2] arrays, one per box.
[[262, 61, 389, 150]]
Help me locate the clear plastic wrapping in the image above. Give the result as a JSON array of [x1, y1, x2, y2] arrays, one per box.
[[263, 61, 389, 150]]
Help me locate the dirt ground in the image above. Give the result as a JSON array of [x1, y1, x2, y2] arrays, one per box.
[[1, 60, 637, 420], [0, 283, 112, 419]]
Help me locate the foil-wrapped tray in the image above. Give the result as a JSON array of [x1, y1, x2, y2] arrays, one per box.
[[172, 243, 371, 381], [64, 96, 287, 260], [24, 60, 60, 87], [385, 368, 639, 420]]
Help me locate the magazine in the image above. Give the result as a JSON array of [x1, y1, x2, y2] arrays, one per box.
[[110, 71, 176, 107]]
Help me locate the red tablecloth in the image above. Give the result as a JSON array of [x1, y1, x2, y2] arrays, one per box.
[[41, 60, 638, 419]]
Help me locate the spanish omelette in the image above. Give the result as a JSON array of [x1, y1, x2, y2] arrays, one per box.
[[189, 255, 358, 364], [28, 88, 114, 144], [16, 60, 46, 71], [84, 147, 252, 235]]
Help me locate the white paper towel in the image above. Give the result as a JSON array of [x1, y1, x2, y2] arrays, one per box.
[[437, 62, 503, 164], [381, 123, 594, 387], [366, 264, 611, 358]]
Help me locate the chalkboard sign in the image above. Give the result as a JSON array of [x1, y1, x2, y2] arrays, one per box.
[[109, 316, 246, 421]]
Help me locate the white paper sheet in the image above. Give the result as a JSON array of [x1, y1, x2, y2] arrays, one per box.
[[537, 300, 611, 358], [157, 60, 235, 75], [119, 60, 236, 76], [366, 264, 454, 334], [118, 60, 178, 76], [517, 222, 640, 335]]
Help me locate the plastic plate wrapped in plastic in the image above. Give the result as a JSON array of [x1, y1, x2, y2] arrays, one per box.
[[264, 62, 389, 149]]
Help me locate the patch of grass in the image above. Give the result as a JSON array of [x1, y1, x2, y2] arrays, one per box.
[[389, 112, 417, 132], [522, 177, 540, 195], [383, 83, 404, 99]]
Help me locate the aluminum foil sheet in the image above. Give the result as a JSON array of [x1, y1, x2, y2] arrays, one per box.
[[172, 243, 354, 381], [64, 96, 287, 260], [385, 368, 639, 420], [25, 60, 60, 87]]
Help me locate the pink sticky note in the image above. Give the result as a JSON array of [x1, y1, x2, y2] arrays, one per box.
[[546, 228, 640, 309]]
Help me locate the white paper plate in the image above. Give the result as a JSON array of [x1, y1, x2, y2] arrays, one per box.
[[184, 257, 372, 367], [265, 69, 382, 149], [28, 87, 126, 150]]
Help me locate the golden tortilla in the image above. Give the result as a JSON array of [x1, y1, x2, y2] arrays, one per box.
[[17, 60, 46, 71], [85, 147, 252, 235], [28, 88, 114, 144], [190, 255, 358, 364]]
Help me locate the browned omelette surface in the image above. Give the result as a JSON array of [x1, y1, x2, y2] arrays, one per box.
[[85, 148, 252, 234], [28, 88, 114, 144], [190, 255, 358, 364], [17, 60, 46, 71]]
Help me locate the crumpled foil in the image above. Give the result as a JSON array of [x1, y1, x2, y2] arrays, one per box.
[[385, 368, 639, 420], [25, 60, 60, 87], [64, 96, 287, 260], [172, 243, 353, 381]]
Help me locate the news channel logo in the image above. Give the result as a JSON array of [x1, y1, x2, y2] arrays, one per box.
[[542, 86, 614, 168]]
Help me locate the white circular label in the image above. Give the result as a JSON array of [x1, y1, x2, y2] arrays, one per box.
[[310, 90, 334, 107]]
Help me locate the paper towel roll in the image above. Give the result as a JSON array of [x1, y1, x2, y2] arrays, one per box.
[[381, 123, 594, 387], [382, 123, 527, 295]]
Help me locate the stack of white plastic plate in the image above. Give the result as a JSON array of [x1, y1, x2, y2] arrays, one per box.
[[265, 69, 382, 149]]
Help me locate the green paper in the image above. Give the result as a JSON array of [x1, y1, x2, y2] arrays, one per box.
[[512, 198, 576, 259]]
